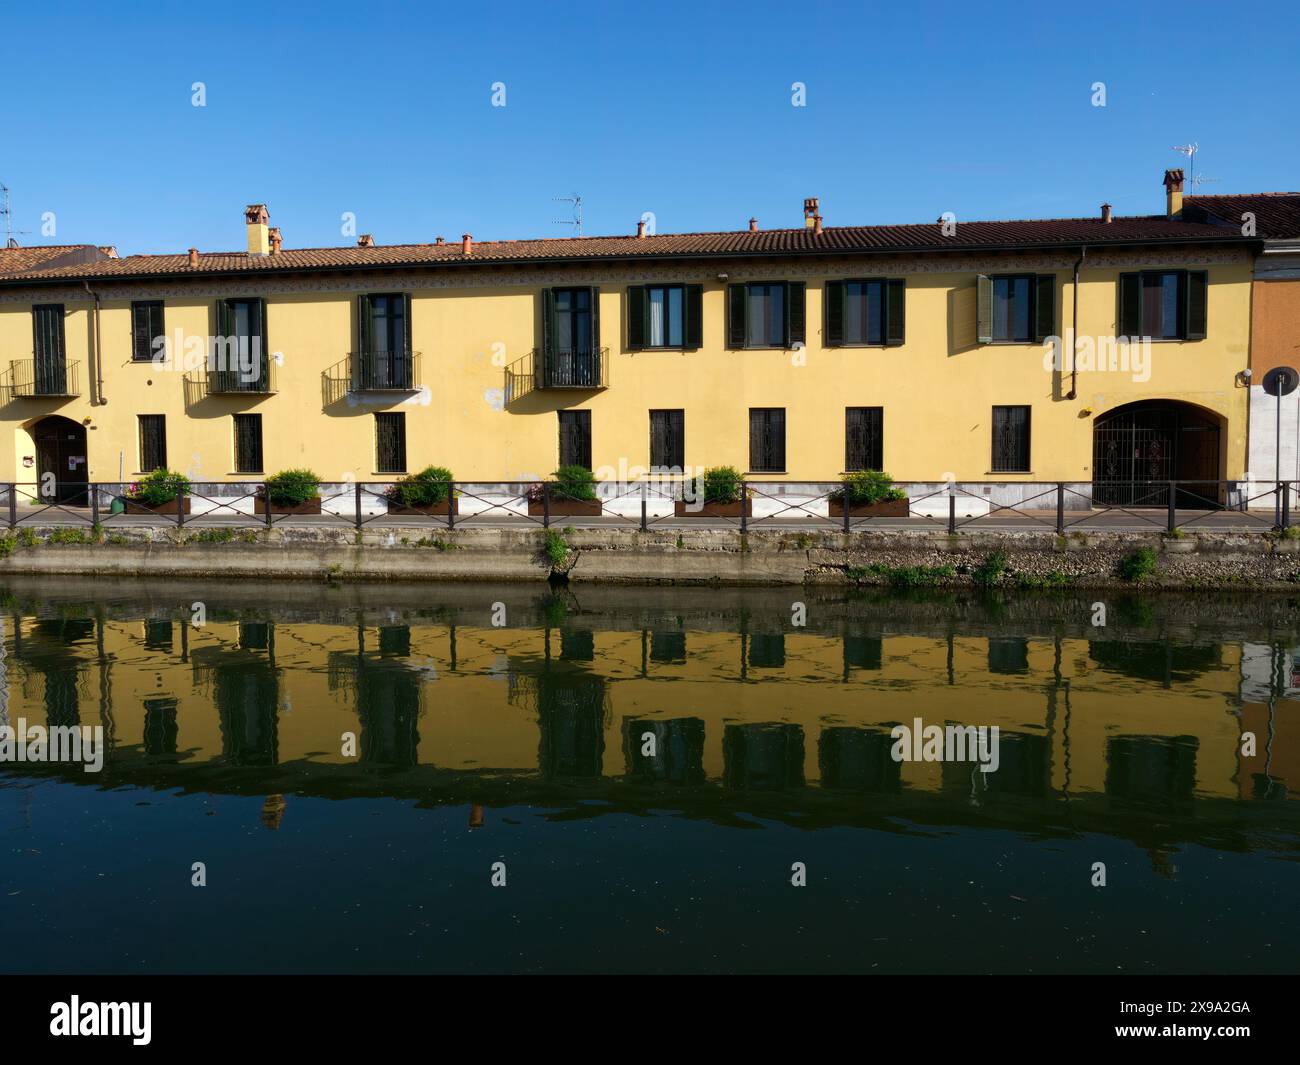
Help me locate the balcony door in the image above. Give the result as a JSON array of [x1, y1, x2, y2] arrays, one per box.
[[358, 294, 413, 390], [545, 287, 599, 387], [33, 304, 67, 395]]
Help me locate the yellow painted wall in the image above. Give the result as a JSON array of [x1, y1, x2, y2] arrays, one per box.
[[0, 255, 1252, 485]]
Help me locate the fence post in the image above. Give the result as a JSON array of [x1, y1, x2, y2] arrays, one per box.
[[948, 493, 956, 534], [842, 489, 850, 533], [1283, 481, 1292, 530], [740, 481, 748, 534], [90, 484, 99, 527], [1167, 481, 1176, 533], [7, 484, 15, 530], [264, 484, 273, 529], [354, 481, 363, 531], [1055, 482, 1065, 535], [542, 482, 550, 529], [447, 482, 455, 530], [640, 481, 647, 532], [175, 485, 184, 528]]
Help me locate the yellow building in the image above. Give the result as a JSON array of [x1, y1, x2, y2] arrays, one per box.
[[0, 171, 1266, 504]]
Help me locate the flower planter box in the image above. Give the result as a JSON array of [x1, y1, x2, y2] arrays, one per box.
[[828, 497, 910, 518], [527, 498, 603, 517], [125, 497, 192, 516], [674, 499, 753, 518], [386, 498, 459, 516], [254, 496, 323, 515]]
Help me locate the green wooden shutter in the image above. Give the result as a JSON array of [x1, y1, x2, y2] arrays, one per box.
[[1185, 270, 1208, 340], [255, 298, 268, 389], [403, 293, 413, 353], [542, 289, 556, 358], [727, 284, 747, 348], [824, 281, 845, 347], [976, 275, 992, 344], [1118, 273, 1141, 338], [588, 286, 600, 351], [357, 295, 372, 353], [131, 303, 151, 361], [627, 286, 646, 350], [786, 282, 806, 347], [884, 279, 906, 347], [1034, 275, 1055, 343], [684, 284, 703, 349]]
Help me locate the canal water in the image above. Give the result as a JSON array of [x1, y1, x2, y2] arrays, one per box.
[[1, 578, 1296, 974]]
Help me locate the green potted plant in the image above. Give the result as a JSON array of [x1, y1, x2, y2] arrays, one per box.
[[257, 468, 323, 515], [676, 466, 753, 517], [384, 466, 457, 515], [528, 465, 603, 516], [828, 470, 910, 517], [125, 469, 192, 515]]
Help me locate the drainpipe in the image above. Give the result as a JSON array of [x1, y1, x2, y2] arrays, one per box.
[[82, 281, 104, 405], [1067, 247, 1086, 400]]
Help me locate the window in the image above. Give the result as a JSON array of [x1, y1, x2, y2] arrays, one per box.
[[728, 282, 806, 348], [558, 410, 592, 469], [991, 405, 1031, 472], [214, 298, 269, 390], [544, 287, 602, 387], [845, 407, 883, 471], [375, 412, 407, 474], [138, 415, 167, 472], [825, 280, 905, 346], [131, 301, 165, 362], [1119, 270, 1207, 341], [233, 413, 263, 473], [749, 408, 786, 472], [32, 303, 67, 394], [627, 284, 702, 350], [649, 409, 685, 470], [977, 274, 1055, 344], [357, 294, 413, 389]]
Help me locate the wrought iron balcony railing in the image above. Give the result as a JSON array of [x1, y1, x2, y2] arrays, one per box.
[[505, 348, 608, 403], [11, 359, 81, 397], [350, 350, 421, 391], [205, 357, 276, 395]]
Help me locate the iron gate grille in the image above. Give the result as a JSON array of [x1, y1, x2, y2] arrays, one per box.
[[1092, 404, 1221, 507]]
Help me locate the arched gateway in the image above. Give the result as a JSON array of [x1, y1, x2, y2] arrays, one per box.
[[1092, 401, 1222, 507]]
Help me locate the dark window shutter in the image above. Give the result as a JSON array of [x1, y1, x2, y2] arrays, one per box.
[[976, 275, 993, 344], [1034, 275, 1055, 343], [215, 299, 232, 350], [588, 286, 600, 350], [403, 293, 413, 353], [771, 408, 786, 470], [542, 289, 556, 358], [357, 295, 373, 352], [786, 282, 806, 347], [1185, 270, 1208, 340], [825, 281, 845, 347], [132, 303, 153, 362], [727, 284, 747, 348], [684, 284, 703, 349], [884, 279, 906, 346], [138, 415, 166, 472], [627, 286, 646, 350], [1118, 273, 1141, 337], [650, 409, 685, 468]]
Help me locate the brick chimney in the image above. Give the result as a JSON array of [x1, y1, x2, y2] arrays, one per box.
[[357, 234, 375, 248], [188, 247, 199, 268], [636, 219, 646, 238], [245, 204, 270, 255], [268, 227, 282, 254], [1163, 169, 1184, 218], [803, 197, 820, 229], [749, 217, 758, 232], [1100, 203, 1112, 224], [435, 236, 444, 245], [462, 233, 473, 255]]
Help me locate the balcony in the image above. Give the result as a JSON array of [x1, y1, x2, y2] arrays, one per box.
[[205, 358, 276, 395], [10, 359, 81, 397], [350, 350, 421, 391], [505, 347, 608, 403]]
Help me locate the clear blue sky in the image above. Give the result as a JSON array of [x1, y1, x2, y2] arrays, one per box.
[[3, 0, 1296, 256]]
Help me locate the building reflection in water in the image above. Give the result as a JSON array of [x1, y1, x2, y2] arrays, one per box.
[[622, 717, 706, 785]]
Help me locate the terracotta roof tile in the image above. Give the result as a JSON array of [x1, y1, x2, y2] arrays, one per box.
[[1184, 193, 1300, 240], [0, 243, 114, 274]]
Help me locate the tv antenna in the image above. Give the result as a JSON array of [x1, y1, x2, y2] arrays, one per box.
[[552, 194, 583, 237], [1171, 143, 1202, 190], [0, 182, 31, 248]]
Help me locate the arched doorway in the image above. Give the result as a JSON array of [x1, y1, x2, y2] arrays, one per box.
[[31, 415, 88, 504], [1092, 401, 1222, 507]]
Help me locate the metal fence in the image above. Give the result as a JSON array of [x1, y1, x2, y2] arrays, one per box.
[[1, 478, 1294, 535]]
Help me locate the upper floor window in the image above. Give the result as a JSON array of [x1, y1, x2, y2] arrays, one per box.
[[825, 279, 905, 347], [1119, 270, 1207, 341], [728, 281, 806, 349], [977, 274, 1055, 344], [132, 301, 164, 362], [627, 284, 702, 350]]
